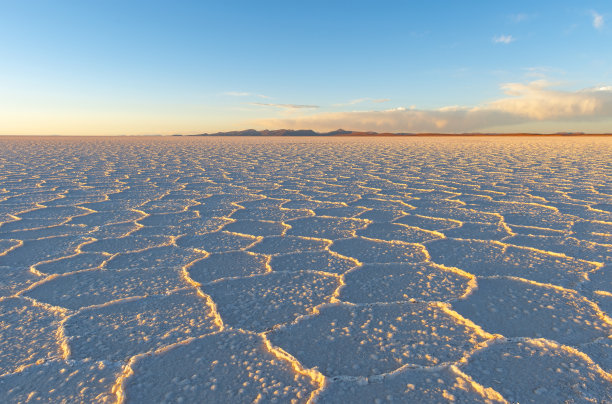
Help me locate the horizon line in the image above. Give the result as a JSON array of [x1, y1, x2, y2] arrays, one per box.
[[2, 130, 612, 137]]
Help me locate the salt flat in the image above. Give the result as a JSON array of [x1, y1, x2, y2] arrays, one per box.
[[0, 136, 610, 403]]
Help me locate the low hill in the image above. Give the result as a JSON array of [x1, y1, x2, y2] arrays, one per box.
[[191, 130, 611, 137]]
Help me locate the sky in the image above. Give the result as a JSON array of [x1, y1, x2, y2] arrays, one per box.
[[1, 0, 611, 135]]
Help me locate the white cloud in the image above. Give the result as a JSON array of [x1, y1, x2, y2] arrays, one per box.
[[592, 11, 604, 29], [334, 98, 390, 106], [224, 92, 270, 99], [511, 13, 529, 23], [250, 102, 319, 110], [340, 98, 369, 106], [522, 66, 559, 78], [224, 91, 251, 97], [252, 82, 612, 133], [493, 35, 515, 44]]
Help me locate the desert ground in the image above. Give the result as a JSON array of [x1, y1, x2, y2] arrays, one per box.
[[0, 136, 610, 403]]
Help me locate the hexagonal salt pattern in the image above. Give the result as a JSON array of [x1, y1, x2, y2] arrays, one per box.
[[2, 136, 611, 401]]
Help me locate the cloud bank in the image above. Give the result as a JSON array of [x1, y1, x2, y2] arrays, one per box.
[[254, 82, 612, 133]]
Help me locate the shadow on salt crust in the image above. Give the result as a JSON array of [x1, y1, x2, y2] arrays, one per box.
[[138, 199, 198, 214], [0, 218, 69, 233], [222, 219, 289, 236], [460, 339, 612, 403], [64, 290, 220, 361], [186, 251, 269, 284], [86, 221, 140, 239], [0, 297, 64, 375], [443, 222, 513, 240], [176, 231, 258, 252], [0, 223, 89, 240], [281, 199, 331, 210], [1, 235, 84, 270], [505, 234, 611, 263], [571, 220, 612, 244], [270, 250, 358, 275], [393, 213, 461, 231], [68, 211, 145, 227], [0, 239, 20, 255], [313, 206, 368, 218], [0, 360, 121, 403], [452, 277, 612, 345], [412, 207, 502, 224], [584, 278, 612, 316], [122, 331, 319, 403], [230, 207, 314, 221], [247, 235, 330, 255], [286, 216, 369, 239], [136, 211, 199, 227], [0, 268, 41, 297], [508, 224, 565, 237], [33, 252, 108, 275], [268, 303, 490, 377], [339, 263, 473, 304], [315, 365, 504, 403], [357, 222, 443, 243], [500, 210, 572, 231], [23, 267, 189, 310], [104, 245, 205, 271], [194, 194, 256, 210], [576, 337, 612, 373], [330, 237, 427, 264], [237, 198, 287, 209], [356, 209, 407, 222], [133, 217, 232, 237], [349, 198, 413, 210], [79, 200, 141, 213], [16, 206, 90, 221], [426, 238, 595, 287], [81, 235, 170, 255], [410, 198, 464, 210], [201, 272, 339, 332]]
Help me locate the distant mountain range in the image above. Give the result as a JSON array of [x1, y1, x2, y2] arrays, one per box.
[[193, 129, 369, 136], [190, 129, 610, 137]]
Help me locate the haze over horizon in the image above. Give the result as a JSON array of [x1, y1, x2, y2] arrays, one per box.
[[2, 1, 612, 135]]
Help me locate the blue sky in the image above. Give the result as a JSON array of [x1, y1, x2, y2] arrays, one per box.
[[1, 1, 611, 134]]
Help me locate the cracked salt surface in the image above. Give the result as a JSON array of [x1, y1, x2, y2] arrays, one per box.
[[268, 302, 491, 377], [0, 136, 611, 402], [121, 331, 320, 403], [0, 359, 122, 403]]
